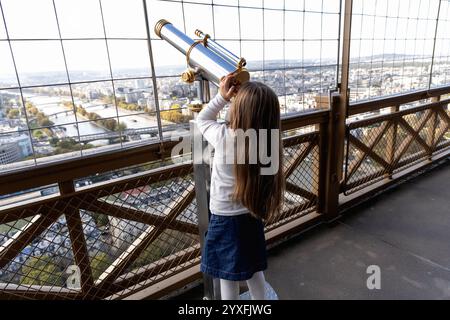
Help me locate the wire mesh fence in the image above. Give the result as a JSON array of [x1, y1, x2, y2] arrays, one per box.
[[0, 162, 200, 299], [0, 0, 342, 172], [343, 98, 450, 194], [0, 0, 450, 300], [432, 0, 450, 87], [1, 0, 449, 172], [266, 132, 320, 229], [349, 0, 441, 102], [0, 119, 324, 299]]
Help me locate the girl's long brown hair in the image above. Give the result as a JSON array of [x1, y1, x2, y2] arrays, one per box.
[[229, 81, 284, 221]]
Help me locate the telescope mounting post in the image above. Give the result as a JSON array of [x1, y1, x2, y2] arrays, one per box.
[[190, 76, 221, 300], [156, 19, 248, 299]]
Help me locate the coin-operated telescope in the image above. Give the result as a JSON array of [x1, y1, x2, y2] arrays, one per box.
[[154, 19, 250, 87], [155, 20, 249, 300]]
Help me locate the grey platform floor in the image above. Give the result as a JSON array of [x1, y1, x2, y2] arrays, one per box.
[[175, 159, 450, 299]]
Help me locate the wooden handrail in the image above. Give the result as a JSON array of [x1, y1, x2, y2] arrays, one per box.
[[0, 110, 329, 197], [0, 140, 178, 197], [348, 84, 450, 116], [347, 98, 450, 129]]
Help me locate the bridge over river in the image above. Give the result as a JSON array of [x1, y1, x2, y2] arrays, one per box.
[[78, 123, 189, 143], [47, 103, 109, 119]]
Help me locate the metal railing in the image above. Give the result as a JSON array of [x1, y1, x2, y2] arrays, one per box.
[[0, 84, 449, 299], [0, 106, 330, 299], [344, 95, 450, 194], [0, 161, 198, 299], [1, 0, 450, 300]]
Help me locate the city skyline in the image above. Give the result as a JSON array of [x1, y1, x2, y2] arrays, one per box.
[[1, 0, 449, 171]]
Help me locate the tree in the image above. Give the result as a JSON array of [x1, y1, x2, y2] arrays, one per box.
[[76, 105, 87, 117], [42, 128, 53, 137], [27, 106, 39, 116], [90, 213, 109, 228], [160, 104, 193, 124], [91, 252, 111, 280], [57, 138, 77, 149], [117, 122, 127, 132], [118, 100, 128, 110], [170, 104, 181, 111], [20, 256, 64, 286], [132, 244, 163, 268], [131, 231, 192, 269], [118, 100, 141, 112], [39, 118, 53, 127], [87, 112, 99, 121], [49, 137, 60, 147], [33, 130, 44, 140], [25, 101, 34, 110], [7, 108, 19, 119], [104, 118, 118, 131], [62, 101, 73, 109], [101, 95, 114, 105]]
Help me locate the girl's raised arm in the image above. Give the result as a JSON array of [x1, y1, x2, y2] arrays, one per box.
[[196, 74, 238, 148], [196, 92, 229, 149]]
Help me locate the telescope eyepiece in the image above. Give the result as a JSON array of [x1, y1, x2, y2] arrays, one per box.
[[194, 29, 203, 38], [154, 19, 171, 38]]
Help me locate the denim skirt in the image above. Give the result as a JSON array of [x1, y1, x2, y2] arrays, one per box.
[[200, 213, 268, 281]]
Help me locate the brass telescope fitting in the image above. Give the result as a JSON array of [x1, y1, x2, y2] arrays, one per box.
[[181, 68, 196, 83], [194, 29, 202, 37], [155, 19, 250, 85], [238, 57, 247, 68], [233, 68, 250, 85], [154, 19, 171, 38]]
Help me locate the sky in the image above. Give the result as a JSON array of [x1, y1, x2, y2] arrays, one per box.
[[0, 0, 448, 81]]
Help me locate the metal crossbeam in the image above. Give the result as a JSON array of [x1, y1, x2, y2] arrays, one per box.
[[95, 184, 195, 289], [347, 121, 392, 180]]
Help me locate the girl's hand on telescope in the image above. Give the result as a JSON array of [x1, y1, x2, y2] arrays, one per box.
[[220, 74, 240, 101]]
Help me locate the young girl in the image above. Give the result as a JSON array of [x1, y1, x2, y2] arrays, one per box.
[[196, 74, 284, 300]]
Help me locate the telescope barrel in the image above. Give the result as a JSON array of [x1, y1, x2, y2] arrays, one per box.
[[154, 19, 249, 85], [194, 29, 246, 69]]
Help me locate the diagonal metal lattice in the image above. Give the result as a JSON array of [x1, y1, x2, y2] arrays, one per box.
[[344, 99, 450, 194]]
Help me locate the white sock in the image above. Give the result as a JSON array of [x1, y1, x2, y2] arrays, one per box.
[[246, 271, 266, 300], [220, 278, 239, 300]]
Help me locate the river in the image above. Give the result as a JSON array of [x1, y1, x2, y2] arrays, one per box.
[[21, 93, 160, 144]]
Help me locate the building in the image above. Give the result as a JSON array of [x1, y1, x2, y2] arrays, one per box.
[[87, 90, 99, 100], [0, 134, 33, 165], [108, 216, 146, 253], [314, 94, 330, 109], [15, 135, 33, 157], [0, 142, 21, 165], [146, 98, 156, 112], [125, 92, 140, 104], [134, 79, 146, 89], [0, 95, 4, 119], [138, 98, 147, 108], [100, 87, 113, 96]]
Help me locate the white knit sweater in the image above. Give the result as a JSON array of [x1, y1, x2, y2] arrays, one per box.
[[196, 93, 249, 216]]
